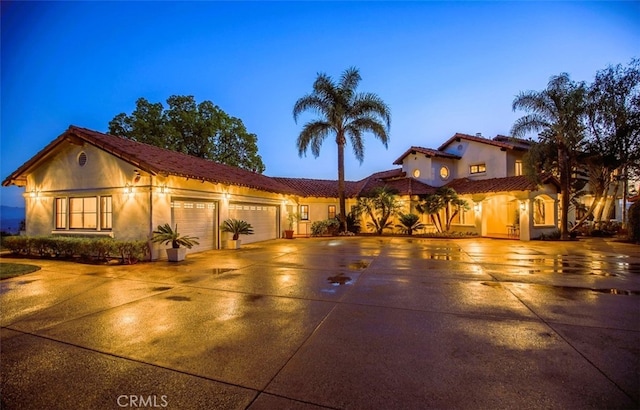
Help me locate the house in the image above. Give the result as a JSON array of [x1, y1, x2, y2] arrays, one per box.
[[3, 126, 560, 259]]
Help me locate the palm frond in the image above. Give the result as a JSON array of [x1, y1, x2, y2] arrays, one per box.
[[297, 121, 332, 157], [339, 67, 361, 95], [351, 92, 392, 129]]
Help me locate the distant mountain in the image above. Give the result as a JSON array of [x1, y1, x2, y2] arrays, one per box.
[[1, 206, 25, 233]]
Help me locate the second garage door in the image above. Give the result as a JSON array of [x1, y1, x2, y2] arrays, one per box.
[[228, 203, 278, 244]]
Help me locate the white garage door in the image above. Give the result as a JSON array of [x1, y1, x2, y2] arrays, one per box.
[[228, 203, 278, 244], [171, 200, 217, 254]]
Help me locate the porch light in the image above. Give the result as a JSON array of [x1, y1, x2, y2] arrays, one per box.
[[473, 202, 480, 212], [158, 184, 168, 194], [520, 201, 526, 211], [125, 184, 133, 195], [30, 189, 39, 199], [223, 192, 230, 200]]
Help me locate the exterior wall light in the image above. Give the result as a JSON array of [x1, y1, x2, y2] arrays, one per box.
[[520, 201, 526, 211], [30, 189, 39, 199], [125, 184, 133, 195], [159, 184, 168, 194], [474, 202, 480, 212]]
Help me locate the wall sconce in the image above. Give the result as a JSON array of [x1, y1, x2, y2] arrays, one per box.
[[519, 201, 526, 211], [124, 183, 133, 195], [223, 192, 230, 200], [30, 189, 39, 199], [158, 184, 168, 194], [473, 202, 480, 212]]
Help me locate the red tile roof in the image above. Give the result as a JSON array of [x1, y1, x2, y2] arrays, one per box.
[[393, 146, 460, 165], [272, 177, 363, 198], [438, 133, 529, 152], [3, 126, 297, 195], [445, 175, 559, 194]]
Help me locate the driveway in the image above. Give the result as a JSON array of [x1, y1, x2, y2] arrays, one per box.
[[1, 237, 639, 409]]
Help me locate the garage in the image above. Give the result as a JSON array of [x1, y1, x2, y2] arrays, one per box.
[[171, 199, 217, 253], [228, 202, 278, 244]]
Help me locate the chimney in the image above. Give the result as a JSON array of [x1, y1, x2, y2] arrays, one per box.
[[476, 132, 482, 138]]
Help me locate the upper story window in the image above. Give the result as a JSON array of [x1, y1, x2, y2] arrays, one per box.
[[299, 205, 309, 220], [515, 160, 523, 176], [439, 166, 449, 180], [470, 164, 486, 174], [328, 205, 336, 219], [412, 169, 421, 178]]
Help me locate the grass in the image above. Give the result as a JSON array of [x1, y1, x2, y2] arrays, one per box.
[[0, 262, 41, 280]]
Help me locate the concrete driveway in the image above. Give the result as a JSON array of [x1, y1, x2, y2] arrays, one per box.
[[1, 237, 639, 409]]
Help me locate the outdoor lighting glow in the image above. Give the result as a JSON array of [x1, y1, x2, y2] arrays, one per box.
[[474, 202, 480, 212], [124, 184, 133, 195], [520, 201, 526, 211], [158, 184, 168, 194], [29, 189, 38, 199]]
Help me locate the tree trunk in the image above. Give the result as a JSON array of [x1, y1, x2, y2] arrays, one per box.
[[337, 135, 347, 233], [558, 145, 571, 240]]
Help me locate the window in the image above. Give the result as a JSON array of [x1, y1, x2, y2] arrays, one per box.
[[515, 160, 523, 176], [439, 166, 449, 180], [299, 205, 309, 220], [56, 196, 111, 230], [328, 205, 336, 219], [55, 198, 67, 229], [470, 164, 486, 174], [412, 169, 421, 178], [70, 197, 98, 229], [101, 196, 113, 230]]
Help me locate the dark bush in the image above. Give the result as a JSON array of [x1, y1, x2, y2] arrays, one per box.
[[629, 201, 640, 244], [1, 235, 148, 264]]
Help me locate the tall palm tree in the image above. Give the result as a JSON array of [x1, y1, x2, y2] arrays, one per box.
[[293, 67, 391, 232], [511, 73, 587, 240]]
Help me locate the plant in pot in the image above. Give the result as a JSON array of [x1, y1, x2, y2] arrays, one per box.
[[151, 223, 199, 262], [284, 212, 300, 239], [221, 219, 254, 249]]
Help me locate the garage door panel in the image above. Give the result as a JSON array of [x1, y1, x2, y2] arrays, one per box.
[[171, 200, 217, 253], [229, 203, 277, 244]]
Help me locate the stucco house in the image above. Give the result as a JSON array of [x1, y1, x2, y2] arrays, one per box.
[[3, 126, 560, 259]]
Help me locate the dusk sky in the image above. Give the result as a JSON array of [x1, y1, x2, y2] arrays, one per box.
[[1, 1, 638, 208]]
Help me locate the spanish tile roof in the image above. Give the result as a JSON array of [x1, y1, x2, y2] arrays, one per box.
[[3, 126, 297, 195], [445, 175, 559, 195], [438, 133, 529, 152], [393, 146, 460, 165], [275, 169, 436, 198], [272, 177, 363, 198]]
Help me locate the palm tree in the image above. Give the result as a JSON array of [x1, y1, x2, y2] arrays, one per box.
[[416, 187, 468, 232], [293, 67, 391, 232], [395, 213, 425, 236], [511, 73, 587, 240]]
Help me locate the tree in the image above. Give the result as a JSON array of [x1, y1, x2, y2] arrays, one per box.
[[108, 96, 265, 173], [511, 73, 587, 240], [355, 187, 401, 235], [416, 187, 469, 233], [585, 59, 640, 228], [293, 67, 391, 232], [395, 213, 425, 236]]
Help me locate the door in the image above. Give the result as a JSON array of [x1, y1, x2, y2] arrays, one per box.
[[228, 202, 278, 244], [171, 199, 217, 253]]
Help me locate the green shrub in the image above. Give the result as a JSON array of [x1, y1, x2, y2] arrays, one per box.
[[0, 235, 148, 264], [311, 218, 341, 236]]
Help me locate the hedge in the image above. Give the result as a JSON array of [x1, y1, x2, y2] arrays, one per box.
[[1, 235, 149, 264]]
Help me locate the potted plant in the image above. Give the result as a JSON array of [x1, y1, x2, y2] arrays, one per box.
[[284, 212, 299, 239], [151, 223, 199, 262], [221, 219, 254, 249]]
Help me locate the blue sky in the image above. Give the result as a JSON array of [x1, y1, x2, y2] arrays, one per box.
[[1, 1, 638, 207]]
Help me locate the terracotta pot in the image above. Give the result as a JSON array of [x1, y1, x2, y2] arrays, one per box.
[[284, 230, 295, 239]]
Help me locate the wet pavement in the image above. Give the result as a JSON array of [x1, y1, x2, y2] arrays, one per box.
[[1, 237, 639, 409]]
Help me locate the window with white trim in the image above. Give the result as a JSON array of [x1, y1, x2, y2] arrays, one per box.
[[515, 160, 523, 176], [55, 196, 112, 230], [470, 164, 486, 174], [328, 205, 336, 219], [299, 205, 309, 220]]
